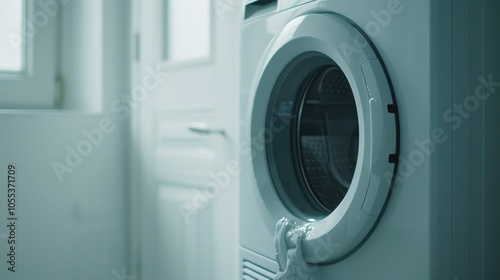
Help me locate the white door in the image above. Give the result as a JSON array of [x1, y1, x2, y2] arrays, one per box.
[[131, 0, 241, 279]]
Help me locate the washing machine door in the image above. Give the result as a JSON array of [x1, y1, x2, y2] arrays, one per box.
[[249, 13, 399, 264]]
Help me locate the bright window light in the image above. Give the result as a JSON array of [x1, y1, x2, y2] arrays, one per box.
[[165, 0, 211, 62], [0, 0, 24, 72]]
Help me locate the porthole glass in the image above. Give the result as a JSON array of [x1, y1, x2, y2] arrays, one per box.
[[297, 66, 359, 212], [265, 53, 359, 217]]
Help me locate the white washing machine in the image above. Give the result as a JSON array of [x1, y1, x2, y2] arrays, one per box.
[[239, 0, 500, 279]]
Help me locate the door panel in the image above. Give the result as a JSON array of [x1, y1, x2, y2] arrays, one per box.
[[133, 0, 241, 279]]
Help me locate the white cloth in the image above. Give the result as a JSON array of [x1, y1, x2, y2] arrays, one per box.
[[274, 217, 313, 280]]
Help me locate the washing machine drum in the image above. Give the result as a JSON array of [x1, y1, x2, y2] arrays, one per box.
[[250, 13, 399, 263]]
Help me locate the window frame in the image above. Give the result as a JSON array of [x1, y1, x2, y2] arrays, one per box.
[[0, 0, 59, 109], [160, 0, 215, 70], [0, 0, 32, 78]]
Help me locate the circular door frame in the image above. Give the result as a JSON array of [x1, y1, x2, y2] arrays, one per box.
[[248, 13, 399, 264]]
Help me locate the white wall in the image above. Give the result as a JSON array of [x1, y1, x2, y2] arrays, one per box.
[[60, 0, 103, 111], [0, 1, 131, 279]]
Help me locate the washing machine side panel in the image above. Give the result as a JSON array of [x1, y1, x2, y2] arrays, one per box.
[[430, 0, 454, 279], [483, 1, 500, 277], [470, 0, 500, 278]]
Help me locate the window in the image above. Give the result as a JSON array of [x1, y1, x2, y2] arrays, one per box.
[[0, 0, 24, 72], [162, 0, 212, 66], [0, 0, 58, 109], [0, 0, 103, 111]]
